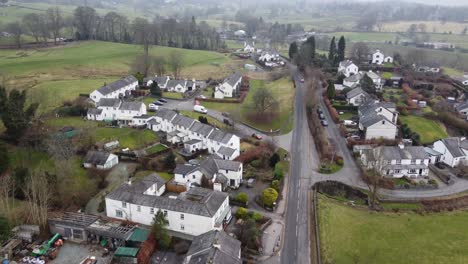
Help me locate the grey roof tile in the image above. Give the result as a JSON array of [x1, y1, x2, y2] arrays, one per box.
[[84, 151, 111, 166], [97, 76, 137, 95], [185, 230, 242, 264]]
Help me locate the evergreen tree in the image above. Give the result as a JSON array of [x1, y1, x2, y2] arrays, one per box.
[[306, 36, 316, 61], [150, 82, 162, 97], [0, 86, 38, 141], [152, 210, 171, 249], [327, 80, 336, 99], [288, 41, 298, 60], [361, 74, 375, 94], [0, 141, 9, 175], [328, 36, 336, 63], [337, 36, 346, 62]]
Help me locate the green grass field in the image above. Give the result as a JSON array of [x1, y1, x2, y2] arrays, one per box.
[[93, 127, 158, 149], [146, 144, 168, 155], [201, 77, 295, 133], [400, 115, 448, 144], [163, 92, 184, 100], [319, 194, 468, 264], [0, 41, 234, 113]]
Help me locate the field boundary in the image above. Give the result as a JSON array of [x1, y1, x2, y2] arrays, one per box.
[[311, 187, 322, 264]]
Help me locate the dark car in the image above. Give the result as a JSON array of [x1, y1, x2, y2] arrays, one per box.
[[158, 98, 168, 103], [317, 107, 323, 114], [154, 101, 164, 106], [321, 120, 329, 126]]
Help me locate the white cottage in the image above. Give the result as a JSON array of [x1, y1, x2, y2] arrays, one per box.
[[87, 99, 147, 124], [371, 50, 385, 65], [433, 137, 468, 167], [358, 101, 398, 140], [89, 76, 138, 103], [83, 151, 119, 170], [338, 60, 359, 77], [105, 174, 231, 238], [346, 87, 369, 106], [214, 73, 243, 99]]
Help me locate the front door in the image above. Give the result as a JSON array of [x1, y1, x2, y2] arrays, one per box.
[[230, 179, 235, 186]]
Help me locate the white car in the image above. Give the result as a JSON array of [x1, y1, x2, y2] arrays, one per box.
[[193, 105, 208, 114], [148, 103, 159, 111]]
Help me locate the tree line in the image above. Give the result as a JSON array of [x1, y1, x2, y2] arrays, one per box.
[[3, 6, 224, 51], [288, 35, 346, 69]]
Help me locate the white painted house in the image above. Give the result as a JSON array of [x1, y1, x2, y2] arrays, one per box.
[[106, 174, 231, 238], [338, 60, 359, 77], [214, 73, 243, 99], [174, 157, 243, 191], [166, 80, 188, 93], [243, 41, 255, 53], [83, 151, 119, 170], [358, 101, 398, 140], [432, 137, 468, 167], [87, 98, 147, 124], [343, 71, 383, 90], [361, 144, 430, 178], [258, 49, 280, 62], [89, 76, 138, 103], [144, 76, 170, 89], [370, 50, 385, 65], [346, 87, 369, 106]]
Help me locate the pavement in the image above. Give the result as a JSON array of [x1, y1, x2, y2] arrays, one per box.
[[50, 242, 111, 264]]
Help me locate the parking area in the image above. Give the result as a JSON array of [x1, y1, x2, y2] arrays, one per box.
[[50, 242, 111, 264]]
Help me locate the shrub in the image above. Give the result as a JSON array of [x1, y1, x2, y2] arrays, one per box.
[[336, 158, 344, 166], [269, 153, 280, 168], [271, 180, 280, 192], [236, 207, 248, 219], [250, 159, 261, 168], [252, 212, 263, 222], [236, 192, 248, 204], [262, 188, 278, 207], [274, 162, 284, 181]]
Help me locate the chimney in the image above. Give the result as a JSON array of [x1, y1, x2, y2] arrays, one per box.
[[398, 142, 405, 149]]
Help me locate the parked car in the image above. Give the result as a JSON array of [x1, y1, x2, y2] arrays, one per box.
[[300, 78, 305, 83], [154, 101, 164, 106], [252, 133, 263, 140], [348, 135, 360, 140], [319, 113, 325, 120], [148, 104, 159, 111], [343, 120, 357, 126], [321, 120, 329, 126], [317, 107, 323, 114], [247, 178, 255, 188], [193, 104, 208, 114], [222, 112, 230, 117], [158, 98, 168, 103]]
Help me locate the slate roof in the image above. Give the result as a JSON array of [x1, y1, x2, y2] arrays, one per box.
[[339, 60, 355, 68], [199, 157, 241, 180], [364, 146, 429, 162], [364, 71, 381, 80], [166, 80, 186, 89], [119, 101, 144, 111], [344, 72, 362, 82], [96, 76, 137, 95], [185, 230, 242, 264], [456, 102, 468, 112], [174, 164, 199, 175], [155, 108, 178, 121], [98, 98, 121, 108], [346, 87, 368, 99], [224, 73, 242, 87], [217, 146, 237, 157], [360, 114, 388, 128], [189, 122, 214, 137], [440, 137, 468, 158], [185, 139, 202, 145], [87, 108, 103, 115], [147, 118, 160, 125], [208, 130, 235, 144], [84, 151, 112, 166], [107, 177, 228, 217], [172, 115, 196, 129]]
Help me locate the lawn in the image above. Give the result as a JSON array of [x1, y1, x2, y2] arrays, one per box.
[[400, 115, 448, 144], [163, 92, 184, 100], [179, 110, 228, 129], [146, 144, 168, 155], [318, 195, 468, 264], [45, 117, 98, 129], [339, 112, 355, 121], [201, 77, 295, 134], [0, 41, 233, 113], [93, 127, 159, 149]]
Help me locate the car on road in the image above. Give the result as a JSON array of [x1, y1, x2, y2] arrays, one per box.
[[154, 101, 164, 106], [193, 104, 208, 114], [221, 112, 230, 117], [319, 113, 325, 120], [317, 107, 323, 114], [321, 120, 329, 126], [252, 133, 263, 140], [300, 78, 304, 83], [158, 98, 168, 103], [148, 104, 159, 111]]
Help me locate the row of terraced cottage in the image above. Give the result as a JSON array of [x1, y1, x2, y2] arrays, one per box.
[[83, 75, 244, 261]]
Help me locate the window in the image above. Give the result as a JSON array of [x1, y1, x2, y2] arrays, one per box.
[[409, 169, 417, 174], [150, 208, 154, 214], [180, 214, 184, 220], [116, 210, 123, 218], [226, 170, 229, 173], [394, 169, 400, 174], [122, 202, 127, 208], [137, 206, 141, 212], [411, 159, 416, 164], [192, 175, 196, 179], [180, 224, 185, 230], [396, 160, 401, 165], [164, 210, 168, 217]]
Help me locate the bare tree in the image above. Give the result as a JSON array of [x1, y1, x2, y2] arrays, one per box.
[[168, 51, 184, 79], [252, 85, 278, 114], [6, 22, 23, 48], [153, 56, 167, 76], [22, 13, 47, 45], [23, 167, 51, 229], [0, 174, 15, 223], [351, 42, 370, 66], [46, 7, 63, 45], [133, 18, 153, 76], [46, 133, 76, 160], [363, 169, 380, 208]]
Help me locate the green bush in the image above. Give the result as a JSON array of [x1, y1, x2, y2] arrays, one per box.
[[236, 192, 248, 204], [336, 158, 344, 166], [250, 159, 261, 168], [271, 180, 280, 192], [262, 188, 279, 207], [252, 212, 263, 222], [237, 207, 248, 219], [274, 162, 284, 180]]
